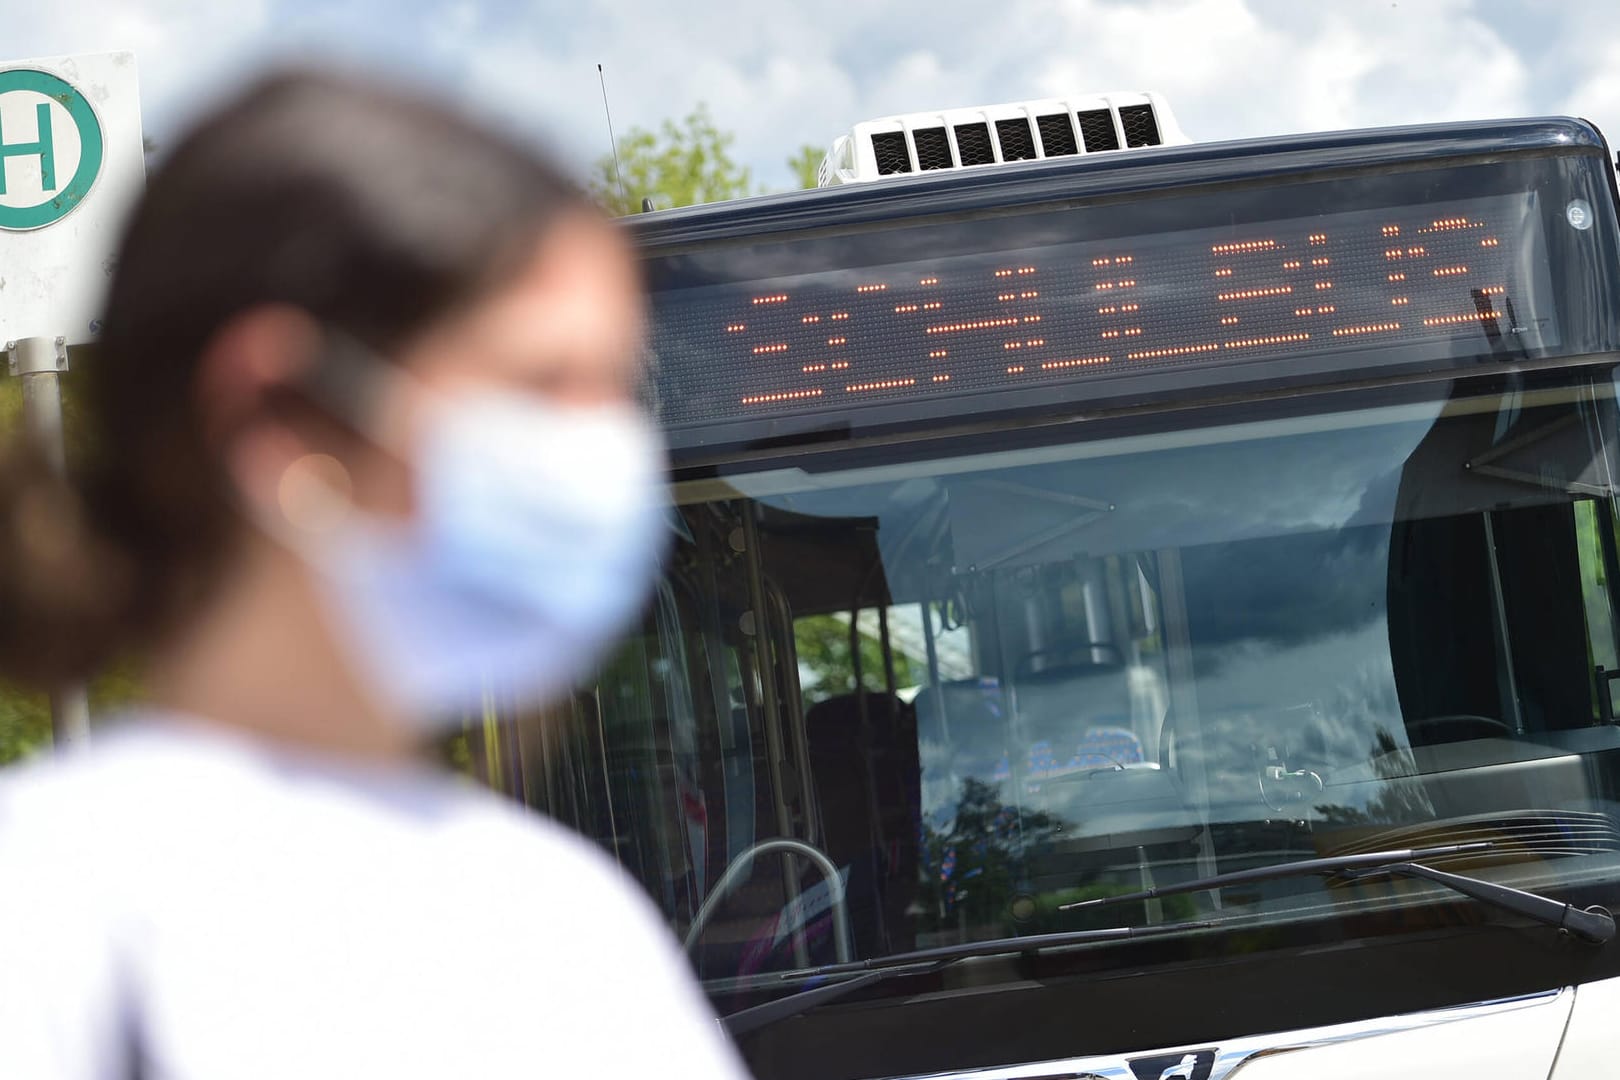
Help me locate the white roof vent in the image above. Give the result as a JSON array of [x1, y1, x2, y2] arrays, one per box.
[[816, 91, 1190, 187]]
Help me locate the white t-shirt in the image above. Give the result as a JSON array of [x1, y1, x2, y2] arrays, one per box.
[[0, 716, 752, 1079]]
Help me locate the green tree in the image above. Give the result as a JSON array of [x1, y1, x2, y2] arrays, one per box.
[[591, 104, 758, 216], [786, 144, 823, 190], [795, 612, 918, 703]]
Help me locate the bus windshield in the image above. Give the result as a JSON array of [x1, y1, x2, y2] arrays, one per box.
[[481, 372, 1620, 973]]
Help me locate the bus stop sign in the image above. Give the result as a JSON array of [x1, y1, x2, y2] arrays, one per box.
[[0, 68, 105, 231], [0, 52, 142, 345]]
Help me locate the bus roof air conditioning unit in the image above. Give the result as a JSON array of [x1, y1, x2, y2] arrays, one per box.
[[816, 92, 1189, 187]]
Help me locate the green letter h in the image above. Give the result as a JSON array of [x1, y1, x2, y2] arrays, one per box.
[[0, 104, 57, 196]]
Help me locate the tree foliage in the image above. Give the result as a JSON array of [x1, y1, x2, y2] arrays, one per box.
[[786, 144, 823, 190], [591, 104, 758, 216]]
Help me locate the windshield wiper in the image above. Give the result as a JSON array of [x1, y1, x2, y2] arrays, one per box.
[[719, 918, 1215, 1037], [1059, 841, 1615, 945]]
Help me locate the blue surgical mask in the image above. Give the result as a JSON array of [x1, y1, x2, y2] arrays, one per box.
[[273, 350, 668, 731]]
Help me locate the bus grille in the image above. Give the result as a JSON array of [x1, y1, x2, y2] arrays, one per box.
[[996, 118, 1037, 160], [866, 103, 1165, 176], [1120, 103, 1162, 147], [913, 126, 952, 170], [1077, 108, 1121, 152], [871, 131, 911, 175], [1037, 112, 1079, 156], [954, 122, 995, 165]]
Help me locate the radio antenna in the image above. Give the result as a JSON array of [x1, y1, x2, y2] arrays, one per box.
[[597, 64, 628, 207]]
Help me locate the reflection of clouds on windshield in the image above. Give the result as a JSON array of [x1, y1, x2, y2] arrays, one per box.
[[1189, 619, 1427, 822], [1182, 525, 1390, 651]]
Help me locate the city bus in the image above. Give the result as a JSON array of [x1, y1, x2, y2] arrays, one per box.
[[468, 101, 1620, 1078]]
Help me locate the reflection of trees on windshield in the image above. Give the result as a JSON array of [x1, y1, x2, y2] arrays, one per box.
[[1315, 727, 1435, 827], [918, 778, 1061, 935]]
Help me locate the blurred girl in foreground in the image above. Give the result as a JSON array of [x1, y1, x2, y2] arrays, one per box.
[[0, 69, 750, 1078]]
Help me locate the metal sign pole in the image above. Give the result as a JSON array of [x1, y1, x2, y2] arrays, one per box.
[[7, 335, 92, 749]]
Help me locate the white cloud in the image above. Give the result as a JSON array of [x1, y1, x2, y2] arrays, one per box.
[[4, 0, 270, 134], [3, 0, 1619, 187]]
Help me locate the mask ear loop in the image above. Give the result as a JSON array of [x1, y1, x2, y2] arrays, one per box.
[[292, 328, 401, 442], [257, 328, 401, 544]]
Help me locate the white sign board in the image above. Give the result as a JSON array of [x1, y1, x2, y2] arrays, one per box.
[[0, 52, 143, 345]]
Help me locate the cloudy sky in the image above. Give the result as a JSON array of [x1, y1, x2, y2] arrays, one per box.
[[8, 0, 1620, 191]]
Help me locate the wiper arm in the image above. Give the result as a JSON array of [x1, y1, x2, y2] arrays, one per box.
[[1059, 841, 1615, 945], [720, 918, 1215, 1038]]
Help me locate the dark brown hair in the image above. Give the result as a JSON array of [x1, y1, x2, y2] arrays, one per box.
[[0, 68, 592, 687]]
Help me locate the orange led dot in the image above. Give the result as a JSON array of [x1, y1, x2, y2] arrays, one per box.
[[894, 303, 919, 314], [1021, 290, 1040, 298], [1218, 285, 1293, 301], [1210, 239, 1280, 255], [1006, 365, 1026, 374], [929, 349, 948, 359], [1215, 268, 1234, 277], [1385, 248, 1404, 259], [1102, 330, 1120, 339], [1040, 356, 1111, 371], [1092, 257, 1110, 267], [1282, 260, 1302, 270], [1124, 327, 1142, 336], [1018, 266, 1036, 275], [1117, 279, 1137, 288], [1406, 246, 1428, 257], [1224, 332, 1311, 349], [1382, 225, 1401, 237], [846, 377, 916, 394], [1003, 341, 1022, 350], [1121, 303, 1139, 312], [751, 294, 788, 306], [856, 283, 888, 294], [1423, 217, 1473, 232], [1027, 338, 1046, 347], [927, 317, 1020, 335], [1117, 255, 1134, 264], [1480, 237, 1500, 248], [1391, 297, 1410, 306], [1222, 316, 1240, 325], [801, 315, 821, 324], [726, 323, 747, 333], [919, 277, 940, 286], [932, 373, 951, 382], [923, 301, 943, 310], [1314, 281, 1334, 291], [1477, 285, 1506, 296], [1317, 305, 1335, 314], [831, 361, 850, 370], [995, 269, 1014, 278], [742, 388, 823, 405], [1311, 257, 1330, 266], [1309, 234, 1328, 245], [1098, 305, 1117, 315], [998, 292, 1017, 301], [1095, 282, 1115, 291], [1295, 308, 1312, 317], [1422, 311, 1501, 327], [752, 343, 790, 355], [802, 363, 826, 373], [1330, 322, 1402, 337], [1387, 272, 1407, 282], [1433, 265, 1469, 277], [830, 312, 850, 321], [827, 336, 847, 346], [1023, 314, 1042, 323], [1127, 343, 1221, 361]]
